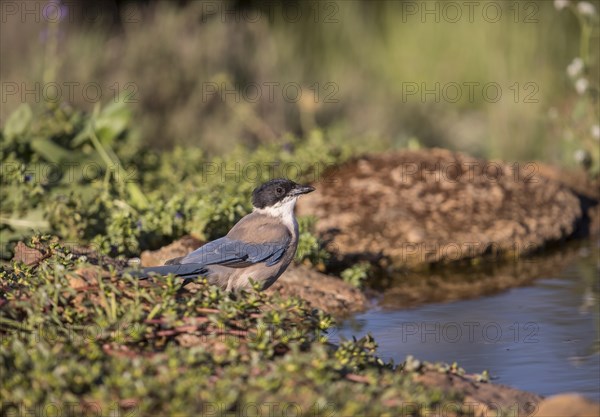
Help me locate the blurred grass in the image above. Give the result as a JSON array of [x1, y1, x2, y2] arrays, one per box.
[[1, 0, 594, 164]]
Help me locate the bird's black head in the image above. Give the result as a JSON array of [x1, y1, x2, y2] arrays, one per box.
[[252, 178, 315, 209]]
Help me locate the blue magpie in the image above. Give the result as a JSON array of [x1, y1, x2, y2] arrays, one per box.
[[132, 179, 315, 291]]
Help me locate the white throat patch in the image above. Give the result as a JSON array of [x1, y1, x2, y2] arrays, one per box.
[[254, 196, 298, 233]]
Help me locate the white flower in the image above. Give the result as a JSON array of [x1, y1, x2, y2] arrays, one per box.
[[575, 78, 589, 94], [591, 125, 600, 140], [567, 57, 584, 77], [554, 0, 570, 10], [574, 149, 587, 163], [577, 1, 597, 16]]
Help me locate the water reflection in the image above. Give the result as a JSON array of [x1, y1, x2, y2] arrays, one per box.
[[334, 240, 600, 400]]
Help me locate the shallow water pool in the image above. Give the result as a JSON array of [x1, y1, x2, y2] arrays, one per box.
[[334, 241, 600, 400]]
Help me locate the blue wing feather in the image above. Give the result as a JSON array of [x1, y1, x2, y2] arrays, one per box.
[[179, 237, 286, 268], [265, 247, 286, 266]]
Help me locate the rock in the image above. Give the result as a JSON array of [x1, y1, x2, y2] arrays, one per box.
[[536, 394, 600, 417], [267, 264, 369, 316], [67, 273, 89, 290], [139, 236, 368, 316], [536, 163, 600, 238], [535, 164, 599, 201], [413, 369, 542, 417], [297, 149, 584, 268], [12, 241, 45, 266]]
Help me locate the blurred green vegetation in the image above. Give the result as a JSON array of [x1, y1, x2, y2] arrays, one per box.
[[1, 0, 598, 169], [0, 237, 463, 416], [0, 100, 345, 261], [340, 262, 371, 288]]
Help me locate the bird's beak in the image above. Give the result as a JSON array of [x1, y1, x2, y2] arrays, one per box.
[[290, 184, 315, 196]]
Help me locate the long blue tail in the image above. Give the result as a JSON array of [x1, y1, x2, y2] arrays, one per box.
[[128, 263, 208, 280]]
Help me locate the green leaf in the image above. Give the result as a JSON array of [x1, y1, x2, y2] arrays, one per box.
[[94, 101, 132, 145], [3, 104, 33, 142], [30, 137, 75, 164], [0, 208, 50, 231]]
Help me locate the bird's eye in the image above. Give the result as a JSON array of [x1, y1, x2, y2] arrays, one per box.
[[276, 187, 283, 194]]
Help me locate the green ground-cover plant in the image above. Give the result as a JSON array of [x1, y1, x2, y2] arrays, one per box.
[[0, 237, 463, 416]]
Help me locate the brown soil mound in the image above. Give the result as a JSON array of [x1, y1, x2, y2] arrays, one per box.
[[298, 149, 584, 268]]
